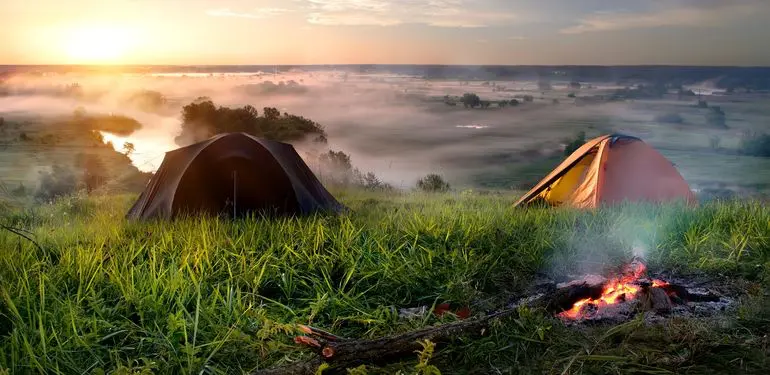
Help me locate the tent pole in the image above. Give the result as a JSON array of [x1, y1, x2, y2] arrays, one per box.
[[233, 170, 237, 219]]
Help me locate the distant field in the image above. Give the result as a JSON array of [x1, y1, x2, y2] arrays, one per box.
[[0, 192, 768, 374]]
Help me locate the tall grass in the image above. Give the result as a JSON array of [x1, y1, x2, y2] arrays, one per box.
[[0, 192, 769, 373]]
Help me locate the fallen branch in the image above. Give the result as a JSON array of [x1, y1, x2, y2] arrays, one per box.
[[251, 284, 595, 375], [252, 308, 520, 375]]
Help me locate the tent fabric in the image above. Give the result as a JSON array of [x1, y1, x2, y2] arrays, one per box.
[[515, 134, 695, 208], [126, 133, 345, 219]]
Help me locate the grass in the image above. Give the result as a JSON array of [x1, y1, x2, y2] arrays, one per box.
[[0, 191, 769, 374]]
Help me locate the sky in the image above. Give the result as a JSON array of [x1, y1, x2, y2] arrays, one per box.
[[1, 0, 770, 66]]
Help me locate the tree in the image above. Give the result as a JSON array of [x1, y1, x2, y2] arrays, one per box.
[[655, 113, 684, 124], [564, 131, 586, 156], [319, 150, 353, 185], [416, 174, 450, 193], [126, 90, 168, 112], [569, 81, 582, 89], [509, 99, 520, 106], [498, 100, 508, 108], [709, 135, 721, 150], [177, 98, 327, 145], [739, 131, 770, 157], [73, 107, 87, 120], [79, 153, 107, 194], [460, 93, 481, 108], [706, 106, 727, 128], [567, 93, 577, 98], [123, 142, 136, 156]]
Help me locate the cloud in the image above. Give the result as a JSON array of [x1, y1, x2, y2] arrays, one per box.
[[300, 0, 516, 27], [508, 36, 527, 40], [561, 3, 760, 34], [206, 7, 291, 19]]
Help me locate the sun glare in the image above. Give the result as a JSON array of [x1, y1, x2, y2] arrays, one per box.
[[65, 26, 135, 64]]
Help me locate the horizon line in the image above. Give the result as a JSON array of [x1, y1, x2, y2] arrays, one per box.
[[3, 63, 770, 69]]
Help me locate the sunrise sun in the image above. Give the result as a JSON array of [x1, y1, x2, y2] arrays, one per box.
[[64, 26, 135, 64]]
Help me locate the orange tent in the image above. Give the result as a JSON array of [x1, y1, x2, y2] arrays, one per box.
[[515, 134, 695, 208]]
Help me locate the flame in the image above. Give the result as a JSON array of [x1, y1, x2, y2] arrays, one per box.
[[558, 260, 651, 320]]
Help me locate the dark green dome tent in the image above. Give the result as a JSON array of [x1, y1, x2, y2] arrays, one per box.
[[126, 132, 345, 219]]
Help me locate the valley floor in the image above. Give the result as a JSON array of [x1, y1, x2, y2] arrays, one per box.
[[1, 192, 769, 374]]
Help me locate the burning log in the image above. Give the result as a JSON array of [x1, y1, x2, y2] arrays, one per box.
[[639, 285, 673, 313]]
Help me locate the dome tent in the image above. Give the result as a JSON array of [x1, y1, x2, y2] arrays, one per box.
[[515, 134, 695, 208], [127, 133, 345, 219]]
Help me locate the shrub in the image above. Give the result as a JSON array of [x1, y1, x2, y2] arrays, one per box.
[[655, 113, 684, 124], [706, 106, 727, 128], [35, 165, 78, 202], [709, 135, 721, 150], [416, 174, 450, 193], [564, 131, 586, 156], [318, 150, 353, 185], [354, 171, 394, 191], [739, 131, 770, 157], [125, 90, 168, 112], [460, 93, 481, 108]]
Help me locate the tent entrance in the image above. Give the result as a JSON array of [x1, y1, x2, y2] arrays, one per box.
[[540, 152, 596, 205], [172, 156, 299, 218]]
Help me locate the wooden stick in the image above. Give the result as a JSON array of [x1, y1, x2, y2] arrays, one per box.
[[251, 308, 519, 375]]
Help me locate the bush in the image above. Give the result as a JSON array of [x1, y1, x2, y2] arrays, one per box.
[[353, 171, 394, 191], [317, 150, 392, 190], [567, 93, 576, 98], [77, 153, 107, 193], [655, 113, 684, 124], [706, 106, 727, 128], [564, 131, 586, 156], [739, 131, 770, 157], [709, 135, 721, 150], [125, 90, 168, 112], [509, 99, 520, 106], [460, 93, 481, 108], [35, 165, 78, 202], [318, 150, 353, 185], [416, 174, 450, 193]]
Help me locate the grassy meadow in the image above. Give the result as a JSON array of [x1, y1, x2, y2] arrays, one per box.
[[1, 191, 769, 374]]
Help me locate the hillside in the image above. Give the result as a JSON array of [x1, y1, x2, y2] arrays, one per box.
[[0, 192, 768, 374]]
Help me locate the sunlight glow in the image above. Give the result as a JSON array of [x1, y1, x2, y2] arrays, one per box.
[[65, 26, 135, 64]]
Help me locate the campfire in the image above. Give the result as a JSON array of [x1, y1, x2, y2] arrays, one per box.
[[524, 257, 733, 324]]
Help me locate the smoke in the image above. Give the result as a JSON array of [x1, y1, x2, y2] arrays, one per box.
[[0, 70, 739, 189]]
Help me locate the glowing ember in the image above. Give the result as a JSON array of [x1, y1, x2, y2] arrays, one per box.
[[558, 259, 665, 320]]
